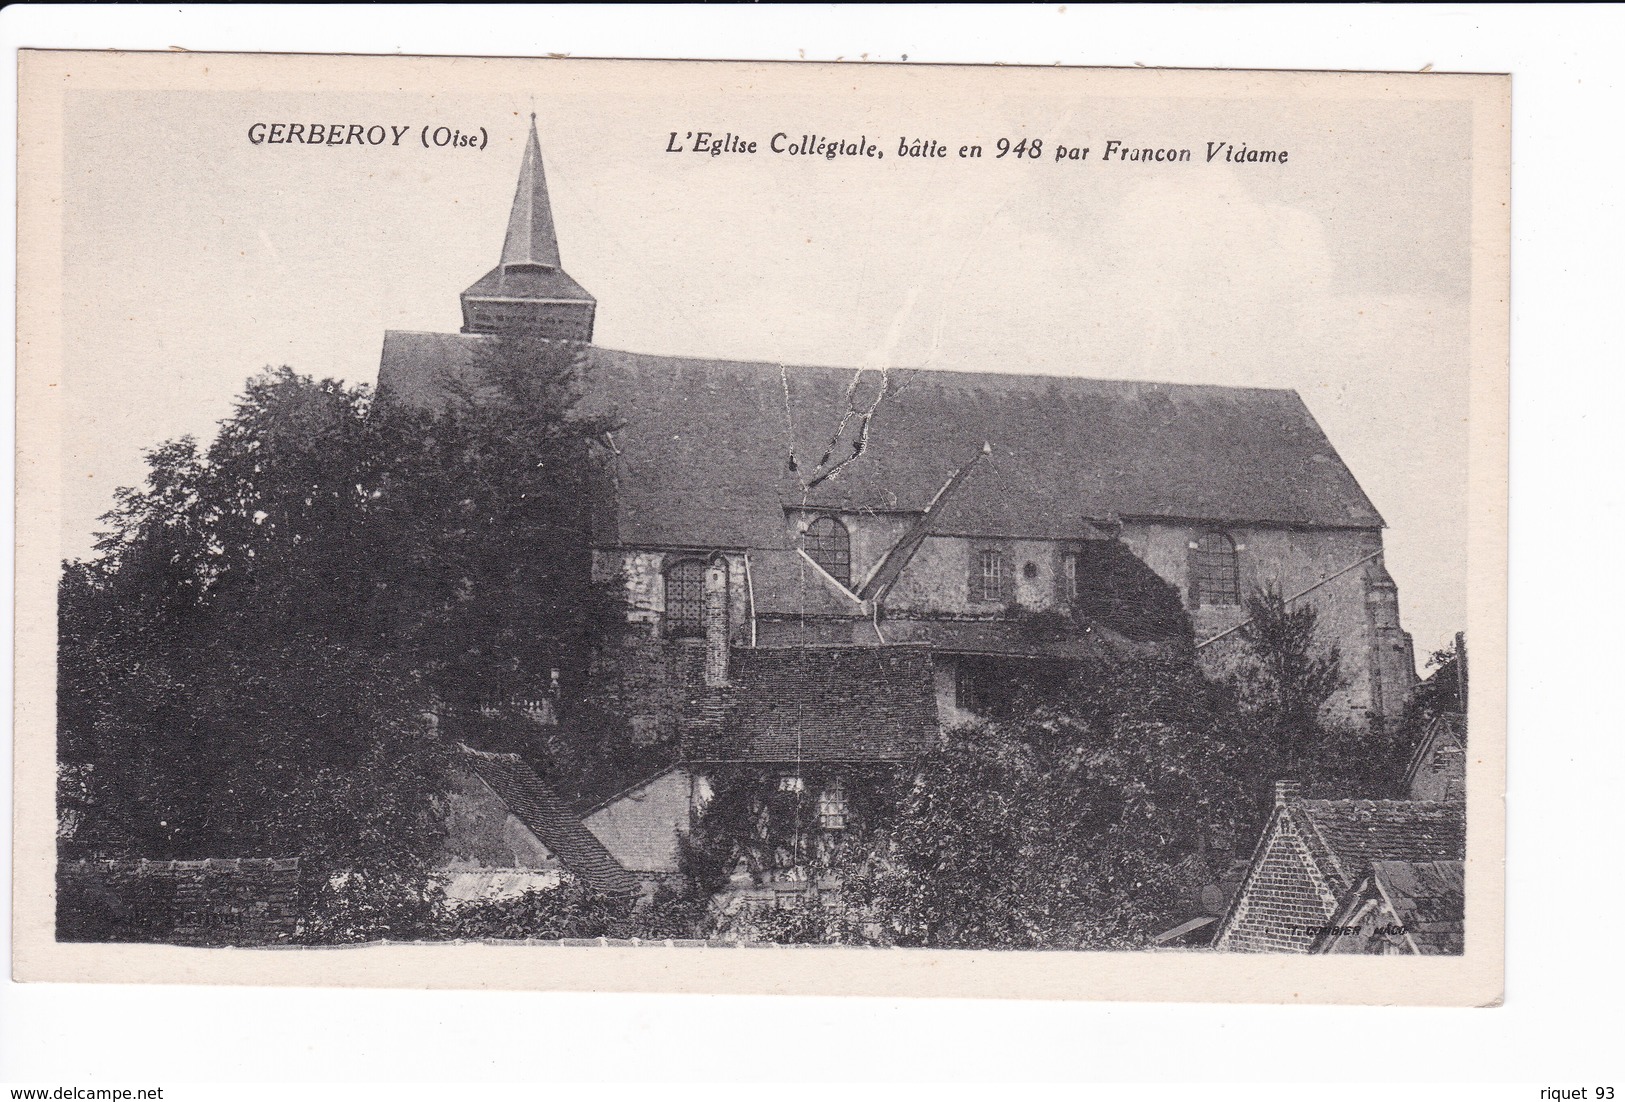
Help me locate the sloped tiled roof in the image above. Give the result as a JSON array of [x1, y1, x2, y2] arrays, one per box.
[[457, 745, 640, 896], [754, 616, 1140, 660], [1370, 859, 1465, 954], [377, 335, 1385, 552], [1295, 799, 1466, 892], [1403, 711, 1467, 791], [688, 644, 940, 763], [461, 265, 595, 304]]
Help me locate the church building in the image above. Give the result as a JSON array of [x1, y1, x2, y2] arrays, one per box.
[[377, 120, 1418, 882]]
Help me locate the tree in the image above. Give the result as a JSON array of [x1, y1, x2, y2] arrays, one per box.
[[678, 764, 906, 899], [373, 331, 624, 708], [58, 370, 448, 869], [1231, 585, 1342, 749], [58, 338, 629, 885], [825, 653, 1265, 950], [370, 331, 653, 802], [1228, 585, 1406, 795]]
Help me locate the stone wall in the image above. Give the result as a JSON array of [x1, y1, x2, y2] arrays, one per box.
[[1122, 520, 1414, 726], [598, 516, 1416, 729], [57, 857, 300, 946], [886, 534, 1072, 615], [592, 551, 748, 740], [600, 549, 750, 644]]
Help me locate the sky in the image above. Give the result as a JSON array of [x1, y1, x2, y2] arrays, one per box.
[[56, 62, 1478, 664]]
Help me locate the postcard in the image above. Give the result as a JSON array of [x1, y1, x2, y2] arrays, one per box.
[[14, 50, 1507, 1003]]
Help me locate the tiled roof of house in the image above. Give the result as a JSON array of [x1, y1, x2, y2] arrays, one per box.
[[1308, 857, 1465, 955], [754, 616, 1142, 660], [457, 745, 640, 895], [1403, 711, 1467, 791], [1295, 799, 1466, 892], [1370, 859, 1466, 954], [687, 644, 940, 763], [377, 335, 1384, 550]]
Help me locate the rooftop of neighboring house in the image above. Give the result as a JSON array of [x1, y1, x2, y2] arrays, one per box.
[[1403, 711, 1467, 792], [684, 643, 941, 763], [1311, 858, 1466, 955], [1289, 797, 1467, 893], [377, 334, 1385, 553], [1211, 785, 1467, 951], [1367, 859, 1466, 954], [456, 745, 641, 895]]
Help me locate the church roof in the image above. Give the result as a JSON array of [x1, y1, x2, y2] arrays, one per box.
[[378, 333, 1386, 548], [461, 117, 591, 306], [461, 264, 595, 304]]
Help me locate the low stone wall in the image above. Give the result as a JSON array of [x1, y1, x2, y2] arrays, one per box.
[[57, 857, 300, 946]]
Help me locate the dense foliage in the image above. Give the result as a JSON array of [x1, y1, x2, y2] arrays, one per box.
[[58, 335, 626, 874], [294, 876, 707, 945], [685, 591, 1410, 950], [840, 653, 1266, 949]]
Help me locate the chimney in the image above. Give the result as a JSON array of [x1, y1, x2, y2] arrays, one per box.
[[1273, 780, 1302, 807], [704, 557, 731, 687]]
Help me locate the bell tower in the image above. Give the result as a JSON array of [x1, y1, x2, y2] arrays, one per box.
[[459, 115, 597, 340]]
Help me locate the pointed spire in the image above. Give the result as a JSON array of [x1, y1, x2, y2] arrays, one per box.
[[500, 113, 562, 269]]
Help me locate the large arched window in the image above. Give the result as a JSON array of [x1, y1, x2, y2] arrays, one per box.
[[1192, 531, 1240, 606], [803, 516, 851, 586], [664, 558, 707, 638]]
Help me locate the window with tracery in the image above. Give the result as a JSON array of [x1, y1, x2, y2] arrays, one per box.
[[803, 515, 852, 586], [1192, 532, 1240, 606], [664, 558, 707, 637]]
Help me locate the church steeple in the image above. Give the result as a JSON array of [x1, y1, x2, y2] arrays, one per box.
[[460, 115, 596, 340], [500, 115, 562, 269]]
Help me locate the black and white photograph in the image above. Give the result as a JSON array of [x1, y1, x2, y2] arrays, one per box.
[[13, 50, 1507, 1005]]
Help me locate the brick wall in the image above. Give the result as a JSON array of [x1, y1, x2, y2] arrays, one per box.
[[1213, 815, 1341, 953], [57, 858, 300, 946]]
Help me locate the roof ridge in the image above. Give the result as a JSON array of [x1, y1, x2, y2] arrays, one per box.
[[736, 641, 936, 654], [588, 343, 1304, 397], [457, 742, 522, 762], [1290, 801, 1357, 891], [1301, 797, 1458, 810], [581, 763, 685, 815]]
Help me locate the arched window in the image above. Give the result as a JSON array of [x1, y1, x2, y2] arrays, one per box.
[[664, 558, 707, 638], [1192, 531, 1240, 606], [803, 516, 851, 586]]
